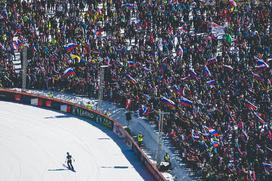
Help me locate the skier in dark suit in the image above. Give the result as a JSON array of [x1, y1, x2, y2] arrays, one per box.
[[66, 152, 74, 171]]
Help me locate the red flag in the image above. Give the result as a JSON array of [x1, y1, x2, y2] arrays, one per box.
[[125, 99, 132, 109], [244, 100, 257, 111]]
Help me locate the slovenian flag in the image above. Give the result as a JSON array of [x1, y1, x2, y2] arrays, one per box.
[[203, 66, 211, 77], [206, 57, 217, 65], [64, 43, 77, 52], [211, 137, 219, 147], [255, 63, 269, 71], [244, 100, 257, 111], [122, 3, 136, 9], [262, 163, 272, 168], [126, 74, 137, 84], [207, 80, 216, 87], [128, 61, 137, 68], [257, 59, 265, 65], [223, 64, 234, 71], [253, 112, 265, 124], [141, 105, 149, 116], [63, 67, 76, 77], [255, 59, 269, 71], [208, 128, 219, 137], [179, 97, 193, 107], [160, 97, 176, 109]]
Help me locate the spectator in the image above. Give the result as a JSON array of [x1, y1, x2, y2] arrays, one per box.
[[0, 0, 271, 180]]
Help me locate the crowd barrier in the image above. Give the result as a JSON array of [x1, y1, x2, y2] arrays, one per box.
[[0, 88, 166, 181]]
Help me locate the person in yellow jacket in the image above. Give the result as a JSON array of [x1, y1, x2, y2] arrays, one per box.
[[164, 152, 170, 163], [159, 152, 171, 171], [48, 92, 54, 98], [137, 133, 143, 147], [85, 101, 92, 110]]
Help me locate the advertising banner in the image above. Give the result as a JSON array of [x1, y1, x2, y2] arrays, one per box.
[[71, 106, 113, 130]]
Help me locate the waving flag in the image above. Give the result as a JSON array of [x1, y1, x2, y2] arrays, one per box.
[[63, 68, 76, 77], [141, 105, 148, 114], [257, 59, 265, 65], [160, 97, 176, 109], [64, 43, 77, 52], [122, 3, 136, 9], [253, 112, 265, 124], [206, 57, 217, 65], [211, 137, 219, 147], [179, 97, 193, 107], [203, 66, 211, 77], [71, 54, 81, 63], [255, 59, 269, 71], [128, 60, 137, 68], [140, 105, 150, 116], [126, 74, 137, 84], [244, 100, 257, 111], [208, 128, 219, 137], [207, 80, 216, 87], [255, 62, 269, 71], [262, 163, 272, 168], [223, 65, 234, 71]]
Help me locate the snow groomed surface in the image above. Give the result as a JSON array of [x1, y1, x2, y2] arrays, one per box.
[[0, 101, 153, 181]]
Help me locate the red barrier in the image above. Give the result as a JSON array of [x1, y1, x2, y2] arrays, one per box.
[[0, 88, 166, 181]]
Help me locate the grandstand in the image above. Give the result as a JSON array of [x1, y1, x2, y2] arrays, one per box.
[[0, 0, 271, 180]]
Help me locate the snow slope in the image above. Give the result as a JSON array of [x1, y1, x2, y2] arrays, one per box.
[[0, 101, 153, 181]]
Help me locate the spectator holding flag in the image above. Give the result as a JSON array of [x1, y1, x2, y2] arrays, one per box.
[[0, 0, 271, 180]]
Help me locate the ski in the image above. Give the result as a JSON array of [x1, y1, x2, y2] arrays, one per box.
[[63, 164, 76, 172]]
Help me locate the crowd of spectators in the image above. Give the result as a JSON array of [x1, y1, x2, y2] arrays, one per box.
[[0, 0, 272, 180]]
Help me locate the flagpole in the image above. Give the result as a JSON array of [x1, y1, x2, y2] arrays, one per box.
[[156, 109, 170, 165], [21, 46, 28, 91], [97, 65, 109, 111]]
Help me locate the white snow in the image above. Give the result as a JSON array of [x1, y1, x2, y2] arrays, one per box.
[[0, 101, 153, 181]]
